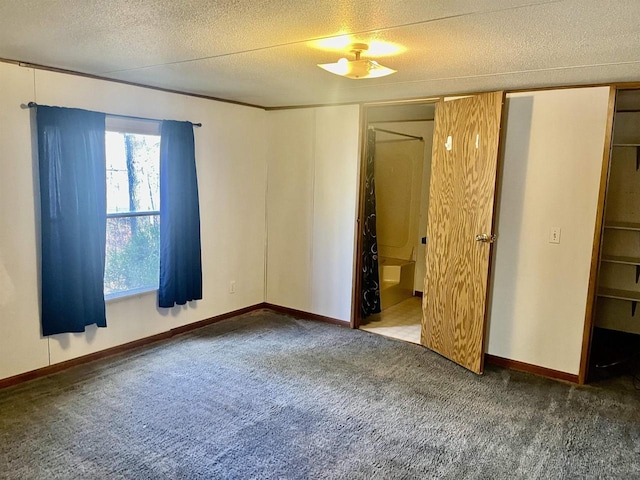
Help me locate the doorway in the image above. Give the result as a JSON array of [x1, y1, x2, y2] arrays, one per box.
[[357, 101, 435, 344], [354, 92, 505, 375]]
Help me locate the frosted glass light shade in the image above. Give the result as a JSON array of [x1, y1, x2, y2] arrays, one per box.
[[318, 58, 396, 79]]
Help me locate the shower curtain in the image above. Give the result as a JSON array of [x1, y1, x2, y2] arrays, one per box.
[[361, 128, 381, 318]]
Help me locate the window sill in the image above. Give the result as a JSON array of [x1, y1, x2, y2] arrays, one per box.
[[105, 286, 158, 303]]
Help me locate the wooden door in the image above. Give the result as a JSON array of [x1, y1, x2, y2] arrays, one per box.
[[421, 91, 504, 374]]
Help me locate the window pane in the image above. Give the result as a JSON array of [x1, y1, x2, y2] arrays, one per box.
[[105, 131, 160, 214], [104, 215, 160, 297]]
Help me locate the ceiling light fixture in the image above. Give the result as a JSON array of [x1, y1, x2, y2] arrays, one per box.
[[317, 43, 397, 79]]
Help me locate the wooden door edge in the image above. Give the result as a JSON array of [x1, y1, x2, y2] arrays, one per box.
[[477, 91, 507, 374], [577, 86, 617, 385], [419, 100, 446, 348]]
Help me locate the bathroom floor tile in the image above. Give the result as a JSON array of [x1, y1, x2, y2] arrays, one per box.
[[361, 296, 422, 344]]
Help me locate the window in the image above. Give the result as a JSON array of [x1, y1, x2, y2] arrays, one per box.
[[104, 117, 161, 298]]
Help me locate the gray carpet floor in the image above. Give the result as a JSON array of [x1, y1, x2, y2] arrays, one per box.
[[1, 310, 639, 479]]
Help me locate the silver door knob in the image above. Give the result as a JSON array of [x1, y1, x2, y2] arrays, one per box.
[[475, 233, 496, 243]]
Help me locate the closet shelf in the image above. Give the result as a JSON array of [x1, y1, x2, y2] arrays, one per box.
[[601, 255, 640, 266], [612, 143, 640, 147], [604, 221, 640, 231], [597, 288, 640, 302]]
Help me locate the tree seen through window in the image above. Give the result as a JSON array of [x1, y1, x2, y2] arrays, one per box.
[[104, 129, 160, 297]]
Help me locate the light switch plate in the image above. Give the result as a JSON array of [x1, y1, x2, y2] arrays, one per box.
[[549, 227, 561, 244]]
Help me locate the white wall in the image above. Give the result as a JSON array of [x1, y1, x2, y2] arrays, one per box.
[[310, 107, 360, 320], [265, 109, 315, 312], [266, 105, 360, 322], [0, 63, 50, 379], [0, 62, 267, 379], [487, 87, 611, 375], [0, 60, 614, 381]]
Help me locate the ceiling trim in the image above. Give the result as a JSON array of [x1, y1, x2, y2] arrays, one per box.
[[265, 101, 363, 111], [5, 57, 640, 112], [268, 97, 445, 110], [0, 57, 266, 110]]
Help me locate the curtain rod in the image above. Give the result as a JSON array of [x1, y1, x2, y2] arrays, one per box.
[[370, 126, 422, 141], [24, 102, 202, 127]]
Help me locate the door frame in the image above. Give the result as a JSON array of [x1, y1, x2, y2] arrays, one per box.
[[578, 86, 618, 385], [350, 98, 440, 329]]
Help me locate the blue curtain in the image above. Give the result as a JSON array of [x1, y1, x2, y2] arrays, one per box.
[[158, 120, 203, 308], [361, 128, 381, 318], [36, 106, 107, 336]]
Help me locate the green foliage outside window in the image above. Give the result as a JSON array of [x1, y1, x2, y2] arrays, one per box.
[[104, 215, 159, 296], [104, 130, 161, 297]]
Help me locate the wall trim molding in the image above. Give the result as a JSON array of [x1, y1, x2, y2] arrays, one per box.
[[170, 303, 267, 335], [0, 303, 266, 389], [264, 303, 351, 327], [0, 302, 349, 389], [0, 303, 579, 389], [0, 330, 169, 390], [485, 354, 579, 384]]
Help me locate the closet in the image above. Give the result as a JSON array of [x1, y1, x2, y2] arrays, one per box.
[[592, 89, 640, 380]]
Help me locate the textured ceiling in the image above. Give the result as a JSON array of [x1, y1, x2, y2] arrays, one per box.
[[1, 0, 640, 108]]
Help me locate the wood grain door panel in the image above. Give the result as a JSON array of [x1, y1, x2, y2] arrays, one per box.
[[421, 91, 504, 374]]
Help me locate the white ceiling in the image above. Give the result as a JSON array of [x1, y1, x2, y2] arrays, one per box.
[[2, 0, 640, 108]]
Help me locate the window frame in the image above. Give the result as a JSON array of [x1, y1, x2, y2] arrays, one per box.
[[104, 116, 161, 301]]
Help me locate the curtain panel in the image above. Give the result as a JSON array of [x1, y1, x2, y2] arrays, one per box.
[[361, 128, 381, 318], [36, 106, 107, 335], [158, 120, 203, 308]]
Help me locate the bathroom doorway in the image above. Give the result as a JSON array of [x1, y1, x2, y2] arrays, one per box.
[[357, 101, 435, 344]]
